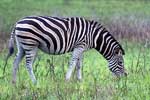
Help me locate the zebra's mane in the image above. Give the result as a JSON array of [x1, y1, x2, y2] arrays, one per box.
[[90, 20, 125, 55]]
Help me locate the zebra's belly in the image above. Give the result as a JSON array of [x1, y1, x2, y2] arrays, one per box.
[[38, 44, 71, 55]]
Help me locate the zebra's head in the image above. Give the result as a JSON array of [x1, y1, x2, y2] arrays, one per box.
[[91, 20, 127, 77], [108, 46, 127, 77]]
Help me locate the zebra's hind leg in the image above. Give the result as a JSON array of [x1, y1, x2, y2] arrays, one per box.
[[76, 55, 83, 81], [65, 47, 84, 81], [12, 46, 25, 84], [25, 47, 38, 84]]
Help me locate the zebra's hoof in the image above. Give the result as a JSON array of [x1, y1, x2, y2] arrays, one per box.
[[65, 78, 70, 82], [33, 81, 37, 85], [77, 79, 82, 82], [11, 80, 16, 85]]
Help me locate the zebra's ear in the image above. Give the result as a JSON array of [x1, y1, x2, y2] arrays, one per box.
[[121, 49, 125, 55], [120, 46, 125, 55]]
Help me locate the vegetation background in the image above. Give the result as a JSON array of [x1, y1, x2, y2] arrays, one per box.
[[0, 0, 150, 99]]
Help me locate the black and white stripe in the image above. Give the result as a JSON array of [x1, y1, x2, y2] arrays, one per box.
[[7, 16, 126, 84]]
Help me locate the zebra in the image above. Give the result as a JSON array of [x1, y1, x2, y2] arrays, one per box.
[[6, 16, 127, 84]]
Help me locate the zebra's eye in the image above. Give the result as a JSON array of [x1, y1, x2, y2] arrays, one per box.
[[114, 49, 119, 55], [114, 47, 120, 56], [118, 61, 123, 65]]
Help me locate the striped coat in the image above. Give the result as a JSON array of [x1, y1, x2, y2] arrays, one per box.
[[6, 16, 126, 84]]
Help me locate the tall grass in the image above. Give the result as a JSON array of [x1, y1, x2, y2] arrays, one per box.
[[0, 42, 150, 99], [1, 0, 150, 99], [106, 15, 150, 42]]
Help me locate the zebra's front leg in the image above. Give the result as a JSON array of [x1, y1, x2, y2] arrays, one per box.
[[65, 47, 84, 81], [25, 48, 37, 84]]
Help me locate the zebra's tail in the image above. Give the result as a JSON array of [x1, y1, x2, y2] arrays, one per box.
[[8, 29, 15, 56], [3, 28, 15, 75]]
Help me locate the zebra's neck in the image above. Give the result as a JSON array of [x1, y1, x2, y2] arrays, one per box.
[[93, 23, 119, 60]]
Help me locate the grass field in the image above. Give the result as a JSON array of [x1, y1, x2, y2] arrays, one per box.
[[0, 42, 150, 99], [0, 0, 150, 100]]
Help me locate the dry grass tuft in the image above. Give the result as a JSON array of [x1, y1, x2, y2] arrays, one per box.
[[106, 16, 150, 43]]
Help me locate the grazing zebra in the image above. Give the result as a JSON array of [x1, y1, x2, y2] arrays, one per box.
[[6, 16, 127, 84]]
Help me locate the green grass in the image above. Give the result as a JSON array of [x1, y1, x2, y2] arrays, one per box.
[[0, 41, 150, 99], [1, 0, 150, 99]]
